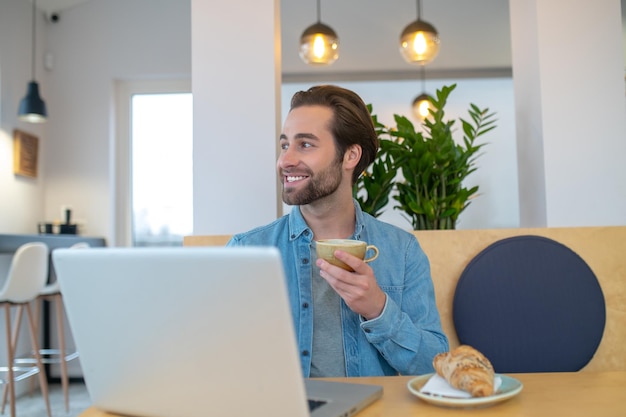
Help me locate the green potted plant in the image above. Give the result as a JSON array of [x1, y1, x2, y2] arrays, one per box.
[[354, 84, 496, 230]]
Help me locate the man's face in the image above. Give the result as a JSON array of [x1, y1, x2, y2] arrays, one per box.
[[277, 105, 344, 206]]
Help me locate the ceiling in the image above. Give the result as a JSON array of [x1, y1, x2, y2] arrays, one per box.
[[32, 0, 626, 82]]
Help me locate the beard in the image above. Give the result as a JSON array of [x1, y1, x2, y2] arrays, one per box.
[[281, 157, 343, 206]]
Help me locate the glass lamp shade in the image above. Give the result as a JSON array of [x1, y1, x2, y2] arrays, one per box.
[[399, 20, 440, 65], [299, 22, 339, 65], [18, 81, 47, 123], [412, 93, 432, 120]]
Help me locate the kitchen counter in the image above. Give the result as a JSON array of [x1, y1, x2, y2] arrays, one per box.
[[0, 233, 106, 253]]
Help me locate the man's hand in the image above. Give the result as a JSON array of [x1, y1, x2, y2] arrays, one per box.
[[316, 250, 387, 320]]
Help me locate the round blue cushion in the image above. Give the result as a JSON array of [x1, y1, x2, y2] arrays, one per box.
[[453, 235, 605, 373]]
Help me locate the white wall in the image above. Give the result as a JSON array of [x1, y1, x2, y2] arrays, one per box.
[[41, 0, 191, 243], [0, 0, 47, 234], [192, 0, 281, 236], [511, 0, 626, 228], [1, 0, 625, 246]]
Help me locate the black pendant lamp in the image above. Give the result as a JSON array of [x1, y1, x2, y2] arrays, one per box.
[[299, 0, 339, 65], [399, 0, 440, 66], [18, 0, 47, 123]]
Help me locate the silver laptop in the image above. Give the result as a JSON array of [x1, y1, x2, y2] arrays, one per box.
[[53, 246, 382, 417]]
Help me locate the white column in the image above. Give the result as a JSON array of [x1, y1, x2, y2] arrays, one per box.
[[191, 0, 282, 235], [510, 0, 626, 227]]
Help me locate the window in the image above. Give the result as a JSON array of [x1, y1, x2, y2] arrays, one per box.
[[131, 93, 193, 246], [115, 80, 192, 246]]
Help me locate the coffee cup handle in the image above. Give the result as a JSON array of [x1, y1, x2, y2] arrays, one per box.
[[364, 245, 379, 263]]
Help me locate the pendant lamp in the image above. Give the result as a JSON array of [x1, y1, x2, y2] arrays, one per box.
[[299, 0, 339, 65], [412, 66, 432, 120], [412, 93, 431, 120], [18, 0, 47, 123], [399, 0, 440, 66]]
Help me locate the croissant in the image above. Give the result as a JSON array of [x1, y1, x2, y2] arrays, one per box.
[[432, 345, 495, 397]]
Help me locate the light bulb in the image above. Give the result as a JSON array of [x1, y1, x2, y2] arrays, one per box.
[[412, 32, 428, 55], [313, 34, 327, 59]]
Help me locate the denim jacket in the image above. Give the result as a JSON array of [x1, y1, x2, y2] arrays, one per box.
[[227, 200, 449, 377]]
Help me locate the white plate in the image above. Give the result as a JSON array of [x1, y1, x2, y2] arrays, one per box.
[[407, 373, 523, 409]]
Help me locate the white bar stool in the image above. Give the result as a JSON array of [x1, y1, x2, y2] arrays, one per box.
[[14, 242, 89, 413], [39, 242, 89, 411], [0, 242, 52, 417]]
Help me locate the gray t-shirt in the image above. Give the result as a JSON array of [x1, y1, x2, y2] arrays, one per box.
[[309, 245, 347, 377]]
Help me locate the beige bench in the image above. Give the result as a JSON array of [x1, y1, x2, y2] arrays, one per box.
[[185, 226, 626, 372]]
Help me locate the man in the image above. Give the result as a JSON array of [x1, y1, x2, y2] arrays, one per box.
[[228, 85, 448, 377]]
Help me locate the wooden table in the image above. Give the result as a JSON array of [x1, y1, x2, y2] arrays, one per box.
[[79, 371, 626, 417]]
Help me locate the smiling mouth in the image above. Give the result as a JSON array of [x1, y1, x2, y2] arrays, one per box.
[[285, 175, 309, 183]]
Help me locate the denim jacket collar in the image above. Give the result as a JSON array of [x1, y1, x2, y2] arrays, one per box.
[[287, 199, 366, 241]]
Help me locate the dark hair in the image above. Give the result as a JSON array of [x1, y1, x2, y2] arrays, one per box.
[[289, 85, 379, 185]]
